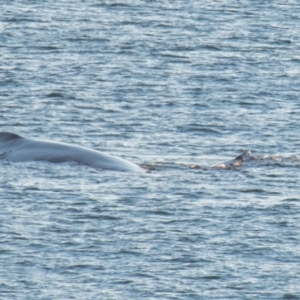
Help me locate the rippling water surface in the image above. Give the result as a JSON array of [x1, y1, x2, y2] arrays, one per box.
[[1, 1, 300, 299]]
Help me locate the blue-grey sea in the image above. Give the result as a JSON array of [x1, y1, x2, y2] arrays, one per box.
[[1, 1, 300, 299]]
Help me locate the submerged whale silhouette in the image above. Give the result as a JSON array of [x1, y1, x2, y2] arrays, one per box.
[[0, 132, 144, 172]]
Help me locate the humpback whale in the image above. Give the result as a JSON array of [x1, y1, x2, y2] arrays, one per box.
[[0, 132, 258, 172], [0, 132, 144, 172]]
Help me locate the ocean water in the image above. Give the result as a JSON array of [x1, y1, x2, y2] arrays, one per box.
[[1, 1, 300, 299]]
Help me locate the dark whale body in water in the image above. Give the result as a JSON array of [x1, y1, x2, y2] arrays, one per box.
[[214, 150, 257, 169], [189, 150, 257, 170], [0, 132, 144, 172]]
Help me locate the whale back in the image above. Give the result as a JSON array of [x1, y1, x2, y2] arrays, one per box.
[[0, 132, 22, 143]]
